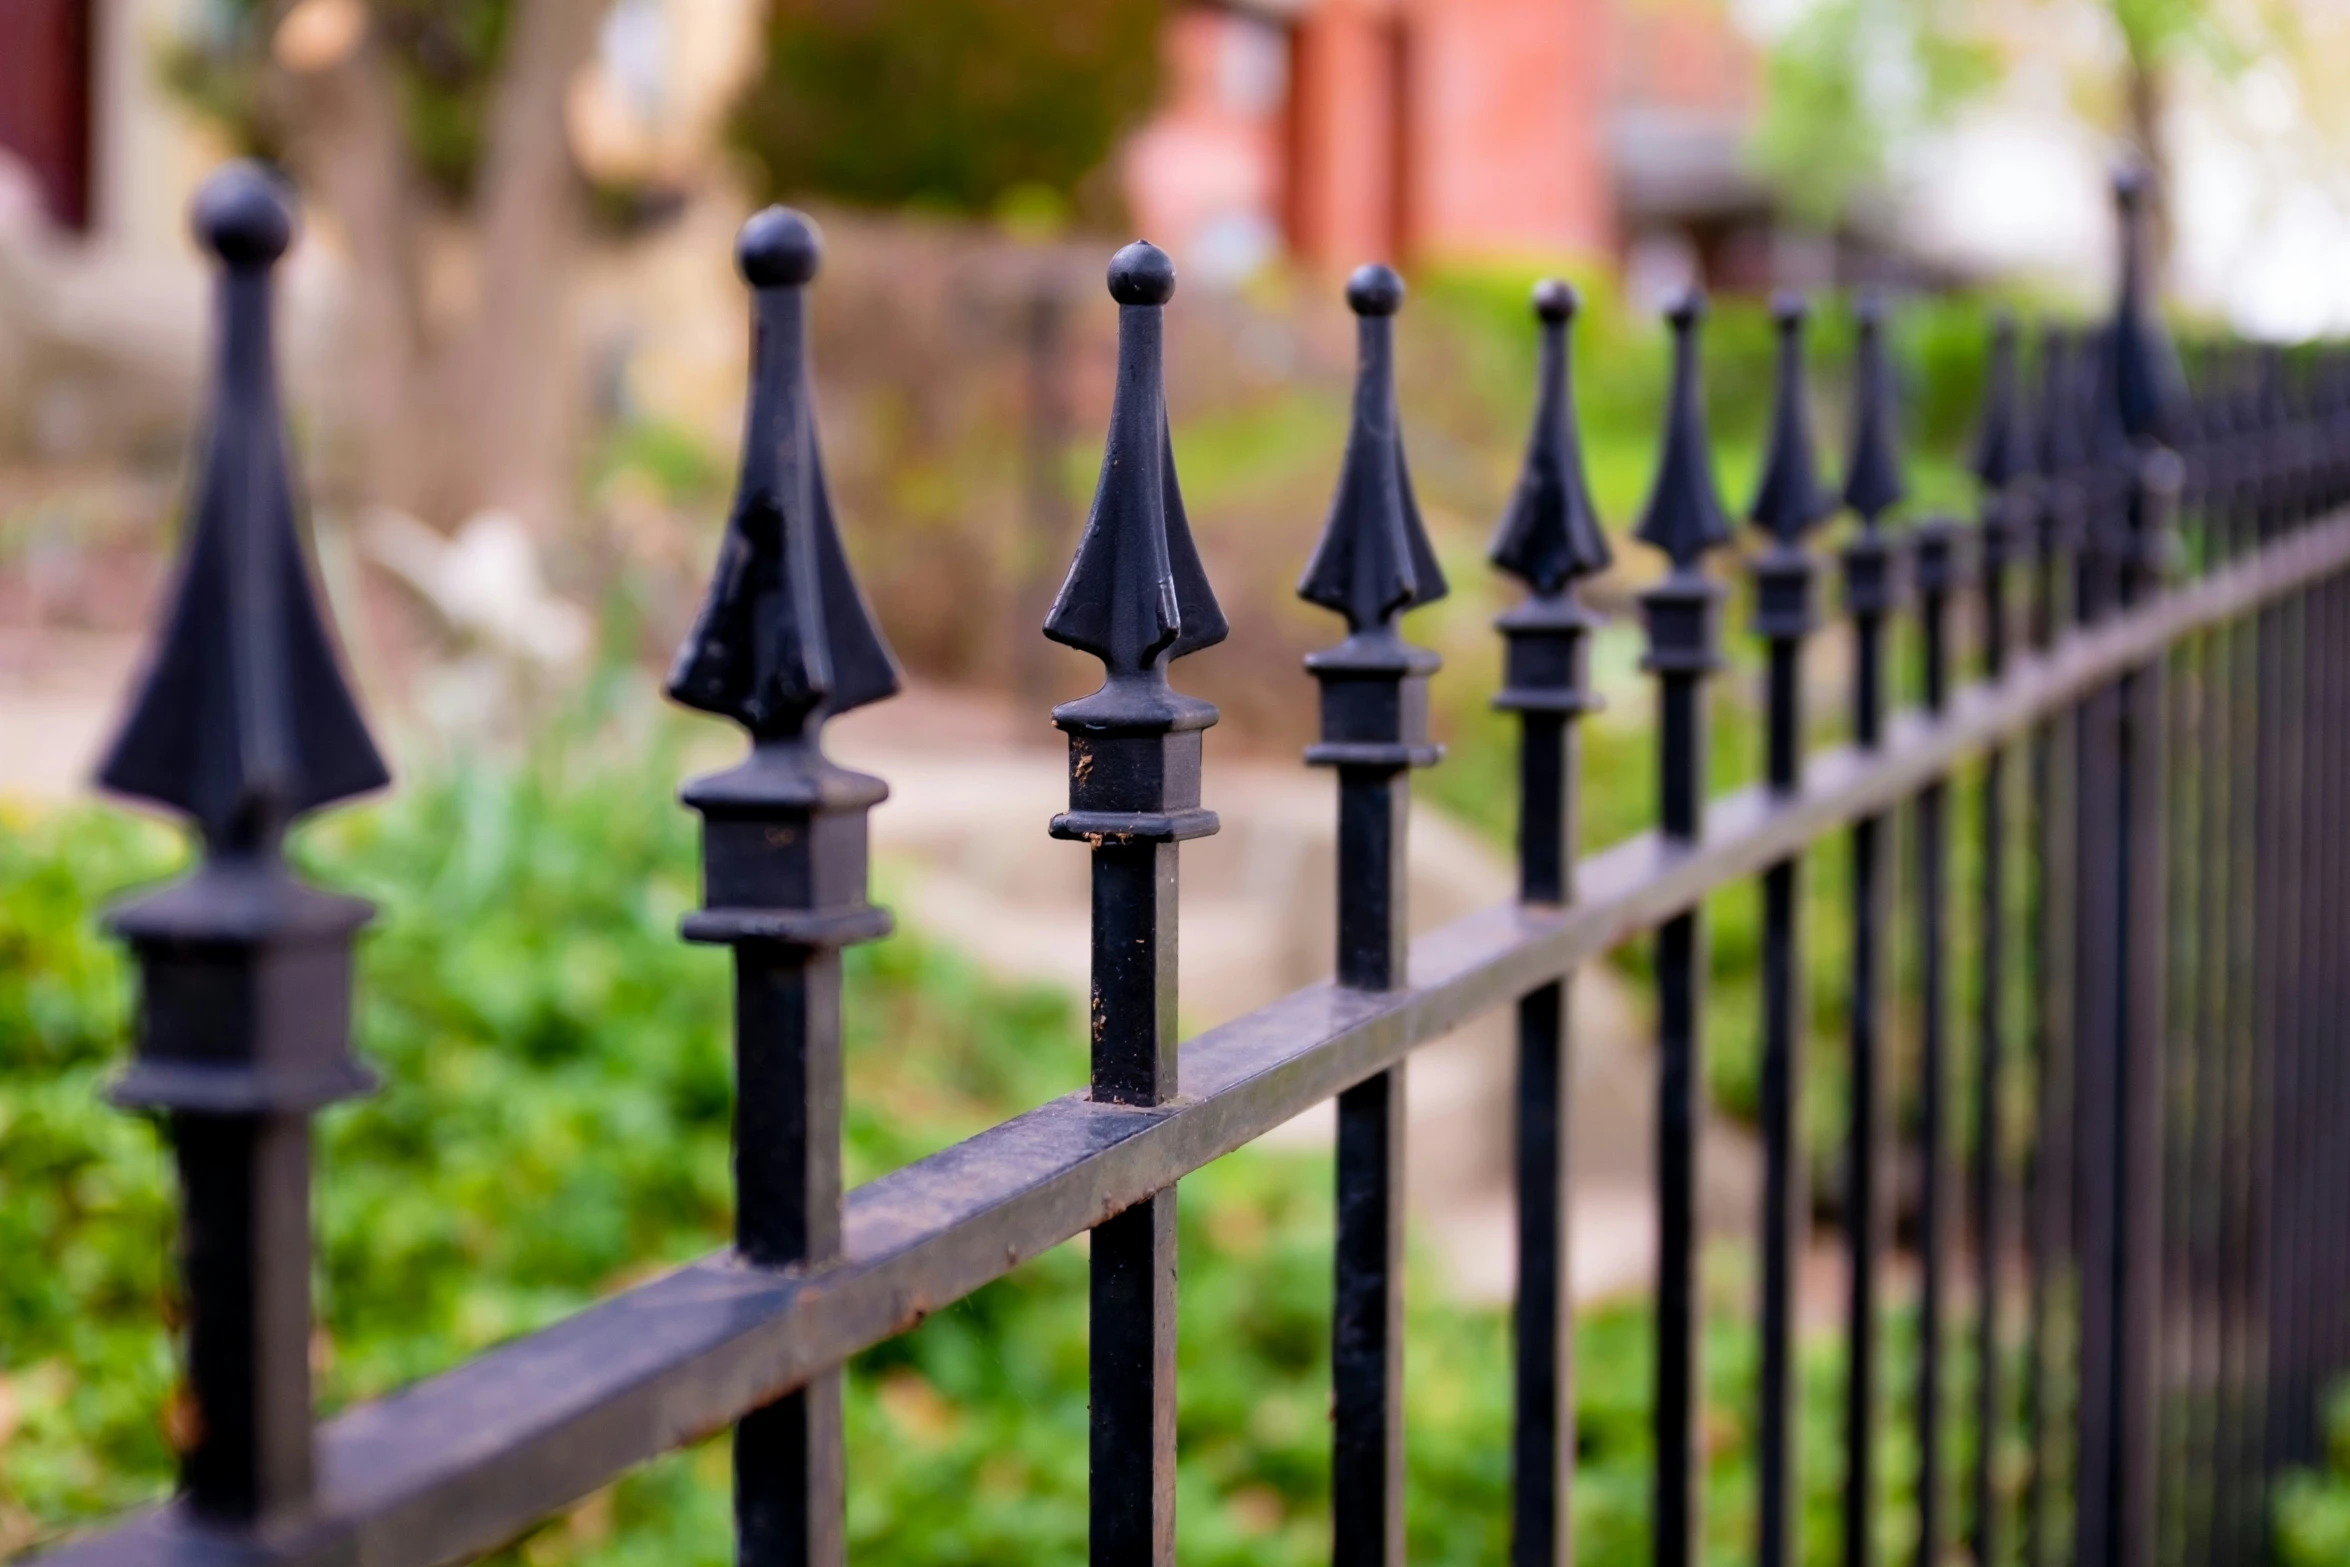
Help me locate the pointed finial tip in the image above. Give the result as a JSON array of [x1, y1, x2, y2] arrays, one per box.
[[1108, 241, 1176, 306], [1533, 278, 1578, 323], [738, 206, 822, 288], [193, 162, 294, 268], [1666, 288, 1707, 329], [1346, 263, 1404, 316]]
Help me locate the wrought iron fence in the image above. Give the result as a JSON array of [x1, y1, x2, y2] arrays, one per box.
[[35, 158, 2350, 1567]]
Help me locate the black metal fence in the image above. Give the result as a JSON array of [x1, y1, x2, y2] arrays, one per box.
[[39, 159, 2350, 1567]]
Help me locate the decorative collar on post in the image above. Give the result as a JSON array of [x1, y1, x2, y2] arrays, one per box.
[[102, 161, 386, 1119], [2105, 165, 2184, 600], [1043, 239, 1227, 838], [1840, 293, 1908, 626], [1491, 278, 1609, 720], [1636, 290, 1734, 680], [671, 207, 901, 949], [1301, 262, 1448, 771], [96, 161, 387, 1529], [1747, 293, 1834, 643]]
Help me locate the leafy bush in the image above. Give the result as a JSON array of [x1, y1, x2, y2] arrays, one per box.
[[2277, 1383, 2350, 1567], [731, 0, 1165, 222], [6, 696, 1995, 1564]]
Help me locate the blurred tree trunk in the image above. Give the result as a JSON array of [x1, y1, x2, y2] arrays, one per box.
[[2123, 45, 2172, 291], [279, 0, 602, 535]]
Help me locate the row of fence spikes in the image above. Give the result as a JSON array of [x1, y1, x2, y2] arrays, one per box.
[[88, 146, 2218, 1538]]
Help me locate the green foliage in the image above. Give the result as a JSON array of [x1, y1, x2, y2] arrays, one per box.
[[6, 698, 2019, 1563], [1753, 0, 2000, 231], [729, 0, 1165, 221], [2278, 1383, 2350, 1566]]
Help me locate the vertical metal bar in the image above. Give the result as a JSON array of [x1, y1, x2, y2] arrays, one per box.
[[1299, 263, 1448, 1567], [731, 948, 850, 1567], [97, 166, 392, 1533], [1913, 519, 1959, 1567], [1746, 292, 1831, 1567], [1491, 278, 1610, 1567], [2023, 324, 2085, 1567], [1972, 369, 2023, 1567], [2077, 170, 2181, 1567], [1839, 293, 1909, 1567], [1632, 291, 1734, 1567], [667, 207, 905, 1567], [1043, 241, 1229, 1567], [2210, 351, 2263, 1567]]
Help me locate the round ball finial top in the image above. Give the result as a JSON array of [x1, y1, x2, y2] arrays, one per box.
[[1665, 287, 1707, 329], [1346, 263, 1405, 317], [193, 162, 295, 268], [1770, 291, 1809, 328], [1532, 277, 1578, 324], [1108, 241, 1176, 306], [2113, 160, 2150, 209], [738, 206, 822, 288]]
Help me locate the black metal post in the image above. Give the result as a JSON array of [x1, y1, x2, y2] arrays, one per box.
[[2075, 166, 2181, 1567], [1969, 314, 2029, 1567], [1489, 278, 1611, 1567], [96, 165, 390, 1533], [1912, 508, 1960, 1567], [1299, 262, 1449, 1567], [2023, 322, 2090, 1567], [1042, 241, 1228, 1567], [1840, 293, 1909, 1567], [1746, 292, 1834, 1567], [1634, 290, 1735, 1567], [666, 209, 904, 1567]]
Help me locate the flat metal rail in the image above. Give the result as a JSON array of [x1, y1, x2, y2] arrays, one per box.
[[49, 493, 2350, 1567]]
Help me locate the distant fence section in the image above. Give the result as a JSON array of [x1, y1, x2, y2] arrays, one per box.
[[39, 158, 2350, 1567]]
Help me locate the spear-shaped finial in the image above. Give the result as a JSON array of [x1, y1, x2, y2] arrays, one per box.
[[1972, 314, 2030, 492], [97, 163, 388, 855], [1748, 293, 1835, 545], [1299, 263, 1446, 630], [2109, 163, 2181, 447], [1635, 290, 1734, 572], [1491, 279, 1611, 594], [1843, 293, 1907, 528], [668, 207, 900, 741], [1044, 241, 1227, 696]]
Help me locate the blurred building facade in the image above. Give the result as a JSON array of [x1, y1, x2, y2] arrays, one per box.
[[1122, 0, 1767, 284]]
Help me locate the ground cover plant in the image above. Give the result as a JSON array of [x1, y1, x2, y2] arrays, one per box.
[[5, 687, 2015, 1564]]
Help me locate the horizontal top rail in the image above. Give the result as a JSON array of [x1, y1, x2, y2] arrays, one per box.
[[49, 507, 2350, 1567]]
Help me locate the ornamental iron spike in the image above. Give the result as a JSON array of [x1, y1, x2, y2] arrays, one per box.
[[1842, 293, 1908, 526], [2037, 325, 2090, 478], [1971, 313, 2030, 490], [2109, 164, 2182, 447], [1633, 289, 1734, 572], [1043, 241, 1228, 677], [1299, 264, 1448, 629], [668, 207, 901, 741], [1747, 292, 1835, 544], [1491, 278, 1611, 593], [97, 162, 387, 853]]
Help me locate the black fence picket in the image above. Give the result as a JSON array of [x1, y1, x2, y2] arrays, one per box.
[[41, 158, 2350, 1567]]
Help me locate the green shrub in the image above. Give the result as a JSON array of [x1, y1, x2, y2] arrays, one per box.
[[731, 0, 1165, 222], [5, 697, 2005, 1564]]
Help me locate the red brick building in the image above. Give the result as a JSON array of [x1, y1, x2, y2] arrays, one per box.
[[1124, 0, 1766, 283]]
